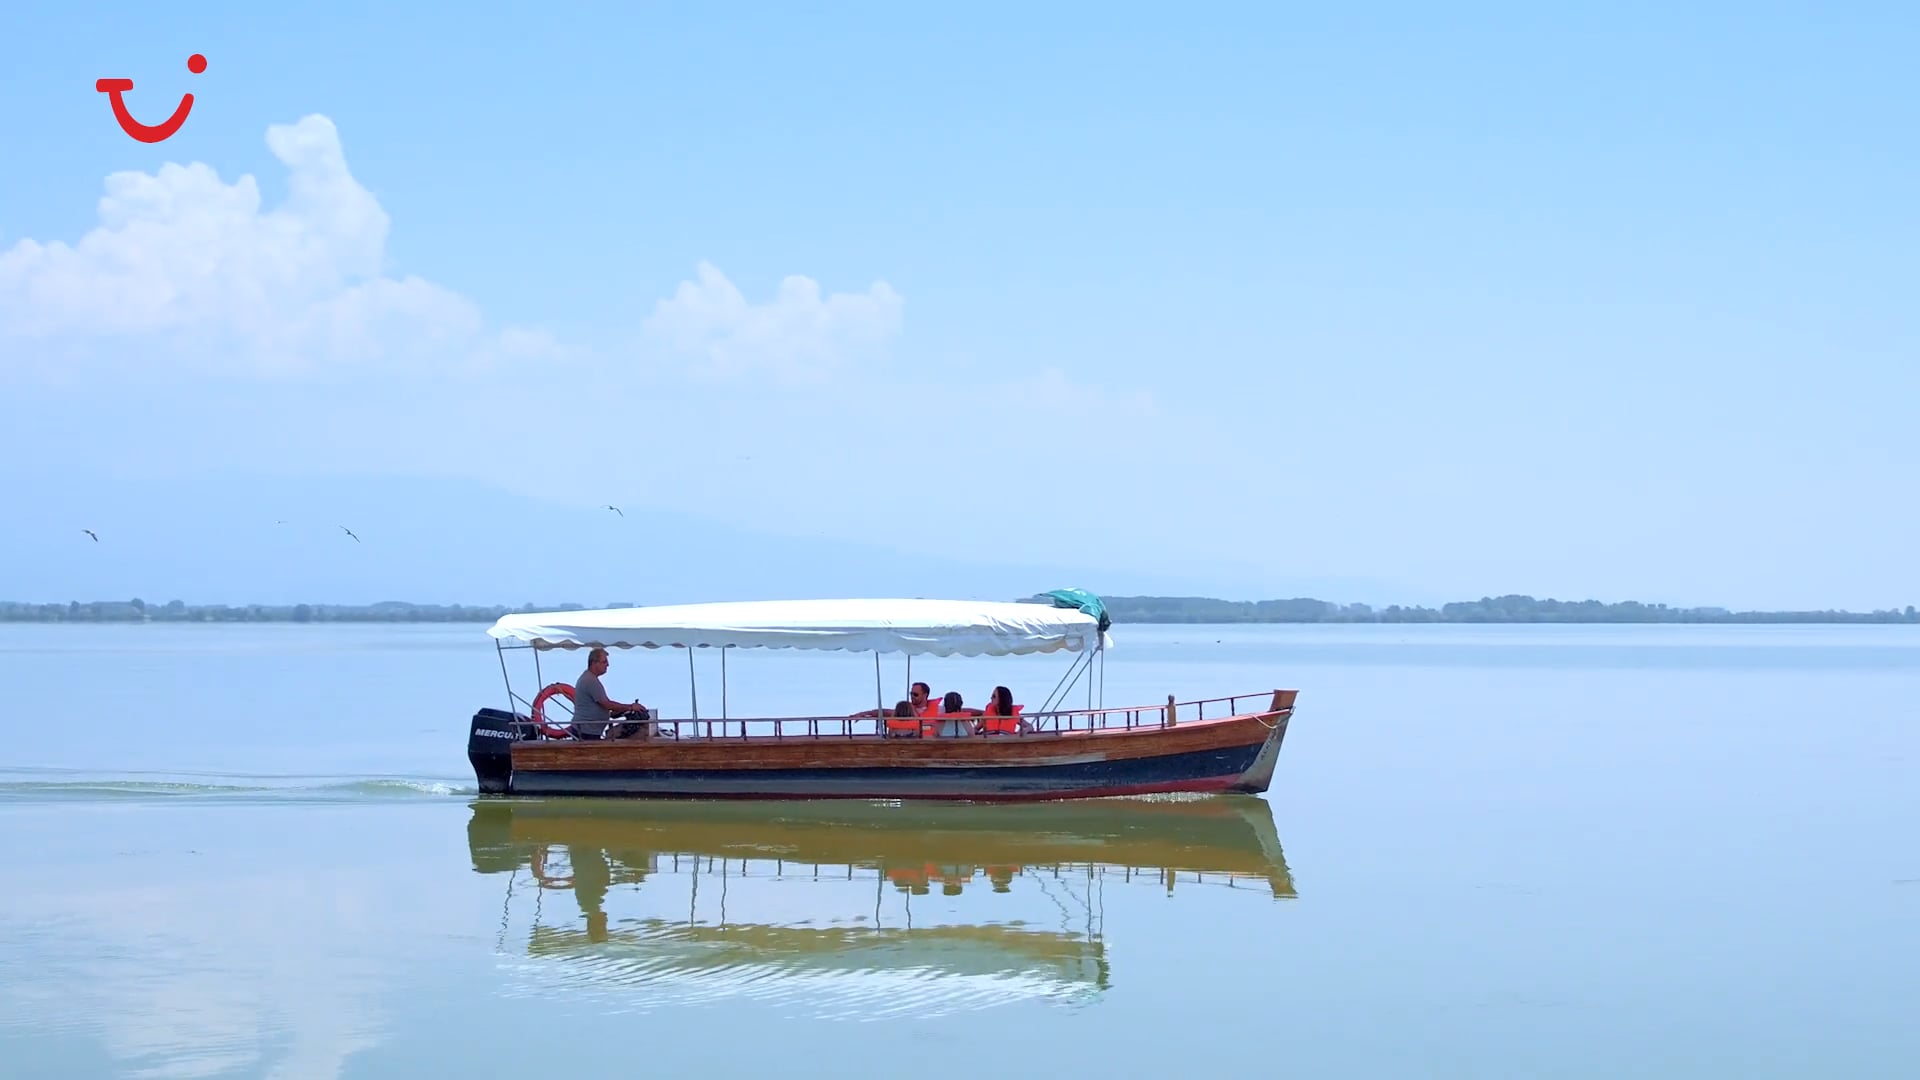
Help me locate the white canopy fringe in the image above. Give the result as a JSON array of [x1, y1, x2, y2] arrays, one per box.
[[487, 598, 1114, 657]]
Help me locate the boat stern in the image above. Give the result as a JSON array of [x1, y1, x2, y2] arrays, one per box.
[[467, 707, 520, 795]]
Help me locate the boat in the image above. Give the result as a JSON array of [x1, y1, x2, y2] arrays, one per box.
[[466, 589, 1298, 801], [465, 795, 1294, 1015]]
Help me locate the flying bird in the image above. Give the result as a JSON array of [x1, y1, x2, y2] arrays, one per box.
[[340, 526, 360, 543], [82, 529, 99, 542], [606, 505, 623, 516]]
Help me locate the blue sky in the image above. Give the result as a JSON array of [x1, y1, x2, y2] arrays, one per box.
[[3, 3, 1917, 609]]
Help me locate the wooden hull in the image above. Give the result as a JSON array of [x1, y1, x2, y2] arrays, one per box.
[[468, 691, 1295, 802]]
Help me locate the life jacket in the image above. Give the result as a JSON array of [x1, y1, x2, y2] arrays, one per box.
[[980, 702, 1024, 734], [888, 702, 943, 737]]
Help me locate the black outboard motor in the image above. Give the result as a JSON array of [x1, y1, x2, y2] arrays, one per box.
[[467, 707, 520, 795]]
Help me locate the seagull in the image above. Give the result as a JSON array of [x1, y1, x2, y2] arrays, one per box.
[[340, 526, 360, 543], [606, 505, 623, 517], [82, 529, 99, 542]]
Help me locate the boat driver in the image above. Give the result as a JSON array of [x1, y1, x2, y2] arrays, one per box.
[[851, 681, 941, 720], [573, 647, 652, 740]]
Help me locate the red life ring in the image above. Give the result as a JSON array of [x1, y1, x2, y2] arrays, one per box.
[[531, 682, 576, 739], [531, 845, 574, 889]]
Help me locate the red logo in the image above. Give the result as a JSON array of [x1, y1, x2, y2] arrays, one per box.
[[97, 54, 206, 143]]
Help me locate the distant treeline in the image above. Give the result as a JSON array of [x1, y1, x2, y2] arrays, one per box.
[[1087, 594, 1920, 624], [4, 594, 1919, 625]]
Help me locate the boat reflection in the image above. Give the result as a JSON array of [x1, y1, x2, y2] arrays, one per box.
[[467, 795, 1294, 1017]]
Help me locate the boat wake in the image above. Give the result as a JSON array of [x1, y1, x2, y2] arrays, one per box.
[[0, 768, 475, 803]]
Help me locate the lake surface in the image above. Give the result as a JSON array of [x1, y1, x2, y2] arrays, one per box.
[[1, 622, 1916, 1078]]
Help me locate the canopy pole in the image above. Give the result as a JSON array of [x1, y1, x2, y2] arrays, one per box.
[[721, 646, 728, 722], [1038, 650, 1089, 714], [874, 653, 883, 720], [495, 641, 514, 716], [534, 648, 543, 689], [688, 647, 699, 721]]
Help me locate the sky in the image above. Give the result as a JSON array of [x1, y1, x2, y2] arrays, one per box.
[[2, 2, 1917, 610]]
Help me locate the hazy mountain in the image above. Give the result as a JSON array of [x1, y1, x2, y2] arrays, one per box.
[[2, 469, 1420, 607]]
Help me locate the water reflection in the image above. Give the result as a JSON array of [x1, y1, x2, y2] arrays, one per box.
[[467, 795, 1293, 1017]]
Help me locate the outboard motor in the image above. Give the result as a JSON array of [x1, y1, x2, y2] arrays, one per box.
[[467, 707, 520, 795]]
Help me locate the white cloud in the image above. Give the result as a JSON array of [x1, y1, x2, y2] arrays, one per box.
[[644, 260, 904, 383], [0, 115, 543, 379], [2, 116, 906, 386]]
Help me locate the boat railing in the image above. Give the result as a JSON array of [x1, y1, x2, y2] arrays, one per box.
[[503, 690, 1293, 742]]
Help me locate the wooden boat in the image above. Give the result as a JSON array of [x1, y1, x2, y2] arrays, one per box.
[[466, 591, 1298, 802]]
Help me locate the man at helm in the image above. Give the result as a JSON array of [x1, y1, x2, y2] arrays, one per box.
[[573, 647, 652, 739]]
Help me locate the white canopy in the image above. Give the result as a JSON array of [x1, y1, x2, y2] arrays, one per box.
[[486, 598, 1112, 657]]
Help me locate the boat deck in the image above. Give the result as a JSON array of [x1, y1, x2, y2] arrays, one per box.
[[505, 690, 1294, 744]]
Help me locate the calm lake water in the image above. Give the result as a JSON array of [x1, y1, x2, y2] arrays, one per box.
[[1, 622, 1916, 1078]]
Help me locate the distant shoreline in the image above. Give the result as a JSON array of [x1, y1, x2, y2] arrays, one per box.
[[4, 594, 1917, 625]]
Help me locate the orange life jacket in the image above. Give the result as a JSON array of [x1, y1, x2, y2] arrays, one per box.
[[980, 702, 1024, 734], [888, 702, 944, 736]]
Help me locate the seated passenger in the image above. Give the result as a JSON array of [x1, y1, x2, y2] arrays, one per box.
[[976, 685, 1031, 735], [881, 700, 926, 738], [933, 691, 980, 737], [908, 682, 939, 717], [940, 691, 979, 717], [852, 682, 939, 718]]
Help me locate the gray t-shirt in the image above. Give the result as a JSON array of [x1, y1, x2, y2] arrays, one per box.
[[573, 670, 613, 736]]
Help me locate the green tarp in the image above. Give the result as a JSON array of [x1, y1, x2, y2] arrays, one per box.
[[1043, 588, 1111, 633]]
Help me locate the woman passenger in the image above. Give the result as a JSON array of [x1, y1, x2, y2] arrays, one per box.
[[977, 685, 1032, 735]]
